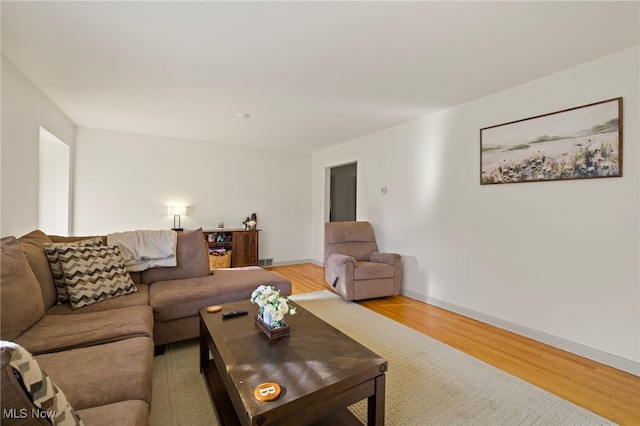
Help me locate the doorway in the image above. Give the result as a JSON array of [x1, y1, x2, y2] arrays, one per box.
[[329, 162, 357, 222]]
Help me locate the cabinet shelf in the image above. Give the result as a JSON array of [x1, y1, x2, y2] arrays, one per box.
[[203, 229, 260, 268]]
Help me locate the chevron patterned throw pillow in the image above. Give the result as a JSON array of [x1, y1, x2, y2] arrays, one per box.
[[56, 245, 137, 309], [1, 341, 83, 425], [44, 237, 105, 305]]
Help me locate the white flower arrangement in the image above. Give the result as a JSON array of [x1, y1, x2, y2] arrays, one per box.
[[250, 285, 296, 327]]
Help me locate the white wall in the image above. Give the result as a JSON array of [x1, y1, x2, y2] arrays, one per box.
[[74, 128, 312, 264], [312, 47, 640, 373], [38, 127, 71, 235], [1, 55, 75, 237]]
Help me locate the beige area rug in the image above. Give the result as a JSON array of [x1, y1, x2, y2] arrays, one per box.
[[150, 290, 613, 426]]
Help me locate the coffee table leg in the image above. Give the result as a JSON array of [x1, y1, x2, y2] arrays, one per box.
[[367, 374, 385, 426], [200, 317, 208, 372]]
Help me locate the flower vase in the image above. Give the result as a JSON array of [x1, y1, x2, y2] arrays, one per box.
[[262, 312, 273, 328]]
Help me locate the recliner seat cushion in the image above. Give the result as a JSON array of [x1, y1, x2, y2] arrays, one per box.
[[353, 261, 395, 280]]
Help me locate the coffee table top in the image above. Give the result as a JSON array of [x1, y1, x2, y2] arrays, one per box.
[[200, 298, 387, 424]]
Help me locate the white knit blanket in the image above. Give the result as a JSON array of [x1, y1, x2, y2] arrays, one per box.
[[107, 230, 178, 272]]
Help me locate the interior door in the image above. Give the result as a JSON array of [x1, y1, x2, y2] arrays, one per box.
[[329, 162, 357, 222]]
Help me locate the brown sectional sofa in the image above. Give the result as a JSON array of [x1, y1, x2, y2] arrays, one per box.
[[0, 228, 291, 425]]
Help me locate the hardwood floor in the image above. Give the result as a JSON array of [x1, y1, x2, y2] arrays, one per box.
[[268, 263, 640, 425]]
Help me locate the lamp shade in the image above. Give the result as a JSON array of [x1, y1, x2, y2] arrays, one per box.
[[168, 206, 187, 216]]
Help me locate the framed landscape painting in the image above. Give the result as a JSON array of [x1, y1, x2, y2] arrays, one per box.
[[480, 97, 622, 185]]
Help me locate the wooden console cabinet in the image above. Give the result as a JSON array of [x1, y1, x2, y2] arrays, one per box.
[[203, 229, 259, 267]]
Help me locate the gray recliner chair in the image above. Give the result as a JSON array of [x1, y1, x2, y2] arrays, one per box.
[[324, 221, 401, 301]]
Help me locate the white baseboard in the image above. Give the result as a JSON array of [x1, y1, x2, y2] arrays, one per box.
[[271, 258, 313, 267], [272, 258, 324, 267], [401, 289, 640, 377]]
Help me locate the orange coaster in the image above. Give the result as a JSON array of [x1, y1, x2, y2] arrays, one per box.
[[206, 305, 222, 313], [254, 382, 281, 402]]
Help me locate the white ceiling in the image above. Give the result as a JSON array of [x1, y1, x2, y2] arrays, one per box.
[[2, 1, 639, 153]]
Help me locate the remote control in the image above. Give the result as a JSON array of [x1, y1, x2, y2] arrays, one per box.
[[222, 309, 248, 319]]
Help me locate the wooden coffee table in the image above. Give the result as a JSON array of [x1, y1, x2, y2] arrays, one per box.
[[199, 299, 387, 426]]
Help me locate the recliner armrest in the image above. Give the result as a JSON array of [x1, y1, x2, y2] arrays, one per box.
[[324, 254, 357, 300], [370, 252, 400, 265]]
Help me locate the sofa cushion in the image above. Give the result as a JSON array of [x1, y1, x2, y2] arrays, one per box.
[[36, 337, 154, 410], [44, 237, 105, 304], [18, 230, 57, 309], [16, 306, 153, 355], [0, 341, 82, 425], [48, 235, 105, 244], [46, 284, 149, 315], [150, 269, 292, 323], [0, 237, 45, 341], [140, 228, 209, 284], [56, 245, 138, 309], [77, 400, 149, 426]]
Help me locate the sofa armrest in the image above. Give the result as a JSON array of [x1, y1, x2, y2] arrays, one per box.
[[370, 252, 400, 265]]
